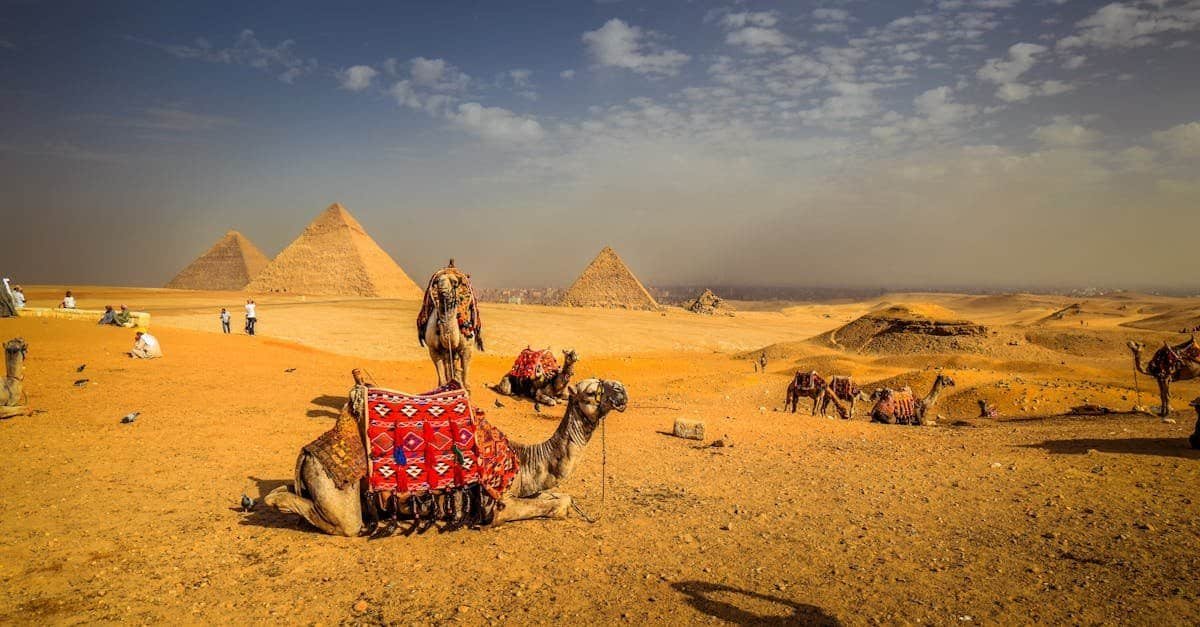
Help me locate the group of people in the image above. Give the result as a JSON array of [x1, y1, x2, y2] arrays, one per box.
[[220, 299, 258, 335], [98, 304, 135, 327]]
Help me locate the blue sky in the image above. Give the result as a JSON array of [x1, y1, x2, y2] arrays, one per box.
[[2, 0, 1199, 289]]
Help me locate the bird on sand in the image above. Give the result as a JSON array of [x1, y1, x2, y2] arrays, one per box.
[[533, 402, 542, 414], [494, 399, 505, 408], [76, 364, 86, 373], [120, 411, 139, 424], [241, 494, 254, 512], [284, 368, 296, 373], [73, 379, 89, 387]]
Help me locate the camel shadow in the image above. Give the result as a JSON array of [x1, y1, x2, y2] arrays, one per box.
[[310, 395, 346, 410], [306, 409, 339, 419], [671, 581, 841, 626], [1019, 438, 1200, 459]]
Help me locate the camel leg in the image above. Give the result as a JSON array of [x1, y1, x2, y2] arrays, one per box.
[[1157, 378, 1171, 417], [533, 388, 559, 406], [811, 393, 822, 416], [847, 398, 855, 420], [428, 347, 445, 387], [492, 493, 573, 524], [0, 405, 28, 419], [264, 455, 363, 537]]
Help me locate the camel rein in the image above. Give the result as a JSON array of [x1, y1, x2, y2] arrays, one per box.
[[570, 407, 608, 525]]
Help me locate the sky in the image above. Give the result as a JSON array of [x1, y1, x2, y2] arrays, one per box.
[[1, 0, 1199, 290]]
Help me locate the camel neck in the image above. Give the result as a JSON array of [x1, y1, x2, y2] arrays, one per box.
[[5, 353, 21, 382], [923, 380, 943, 406], [517, 402, 602, 486]]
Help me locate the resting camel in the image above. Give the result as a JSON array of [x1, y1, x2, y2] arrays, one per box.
[[818, 375, 871, 419], [419, 264, 483, 389], [785, 371, 826, 415], [492, 348, 578, 406], [0, 338, 28, 419], [265, 377, 628, 536], [869, 374, 955, 426], [1127, 338, 1200, 417]]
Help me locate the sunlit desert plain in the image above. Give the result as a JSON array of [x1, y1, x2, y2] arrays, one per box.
[[1, 285, 1197, 625]]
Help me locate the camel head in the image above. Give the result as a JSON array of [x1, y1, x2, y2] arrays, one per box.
[[4, 338, 27, 360], [935, 374, 956, 389], [1127, 340, 1144, 354], [561, 348, 578, 367], [568, 378, 629, 423], [869, 388, 886, 402]]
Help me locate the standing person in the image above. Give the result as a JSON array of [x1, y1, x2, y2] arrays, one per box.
[[220, 308, 231, 334], [759, 351, 768, 373], [244, 299, 257, 336], [60, 290, 76, 309]]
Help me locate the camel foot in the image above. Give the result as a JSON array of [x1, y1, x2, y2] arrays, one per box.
[[492, 493, 573, 524], [0, 406, 29, 419]]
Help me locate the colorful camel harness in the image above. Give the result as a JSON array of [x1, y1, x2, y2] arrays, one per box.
[[793, 371, 825, 392], [355, 381, 518, 533], [829, 376, 859, 401], [416, 267, 483, 347], [872, 388, 922, 425], [507, 347, 560, 381], [1149, 337, 1200, 379]]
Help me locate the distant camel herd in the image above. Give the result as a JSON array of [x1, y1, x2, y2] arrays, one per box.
[[785, 369, 955, 426]]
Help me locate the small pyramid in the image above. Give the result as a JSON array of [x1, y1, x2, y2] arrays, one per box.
[[165, 230, 270, 291], [559, 246, 659, 310], [246, 203, 422, 298], [684, 288, 734, 316]]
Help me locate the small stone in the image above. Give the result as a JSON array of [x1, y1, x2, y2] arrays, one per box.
[[990, 462, 1002, 468], [458, 605, 470, 614], [353, 600, 368, 613], [1162, 418, 1176, 424], [720, 522, 733, 531], [673, 418, 705, 441]]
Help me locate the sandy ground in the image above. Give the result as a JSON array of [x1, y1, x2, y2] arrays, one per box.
[[1, 287, 1198, 625]]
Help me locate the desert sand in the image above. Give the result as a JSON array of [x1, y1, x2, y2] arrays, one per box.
[[1, 286, 1198, 624]]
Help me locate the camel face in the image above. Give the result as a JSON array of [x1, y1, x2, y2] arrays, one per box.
[[938, 375, 956, 388], [571, 378, 629, 419], [603, 380, 629, 413], [4, 338, 27, 359]]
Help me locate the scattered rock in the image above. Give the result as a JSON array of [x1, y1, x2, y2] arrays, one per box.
[[673, 418, 705, 441], [353, 600, 368, 613], [711, 435, 733, 448], [1162, 418, 1176, 424]]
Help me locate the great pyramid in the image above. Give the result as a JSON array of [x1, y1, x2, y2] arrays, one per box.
[[165, 230, 270, 291], [245, 203, 422, 298], [559, 246, 660, 310]]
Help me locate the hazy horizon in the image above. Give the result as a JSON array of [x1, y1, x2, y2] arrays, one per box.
[[3, 1, 1198, 290]]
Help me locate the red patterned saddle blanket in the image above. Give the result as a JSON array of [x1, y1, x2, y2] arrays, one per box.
[[875, 388, 921, 423], [794, 371, 825, 391], [830, 376, 857, 400], [365, 384, 518, 497], [507, 348, 559, 380]]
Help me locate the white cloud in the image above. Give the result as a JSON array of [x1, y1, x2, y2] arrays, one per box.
[[1062, 54, 1087, 69], [977, 42, 1047, 84], [410, 57, 471, 92], [497, 68, 538, 101], [1152, 121, 1200, 157], [448, 103, 544, 143], [725, 27, 792, 54], [1032, 117, 1102, 147], [1058, 1, 1200, 50], [337, 65, 378, 91], [158, 30, 317, 83], [560, 69, 576, 79], [812, 8, 852, 32], [582, 19, 691, 77], [720, 12, 779, 29]]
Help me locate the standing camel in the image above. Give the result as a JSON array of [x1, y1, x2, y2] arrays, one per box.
[[265, 377, 628, 536], [870, 374, 955, 426], [418, 262, 483, 388], [785, 371, 826, 415], [818, 375, 871, 419], [1127, 338, 1200, 417], [0, 338, 28, 419]]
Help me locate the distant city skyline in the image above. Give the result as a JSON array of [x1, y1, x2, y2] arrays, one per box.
[[2, 1, 1198, 289]]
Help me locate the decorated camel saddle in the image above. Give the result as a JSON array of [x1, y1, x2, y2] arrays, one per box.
[[357, 380, 518, 533], [507, 347, 560, 382], [416, 266, 482, 344], [1150, 336, 1200, 377], [794, 371, 824, 391], [829, 375, 858, 400], [873, 387, 921, 425]]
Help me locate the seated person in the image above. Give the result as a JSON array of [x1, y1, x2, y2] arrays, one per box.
[[113, 305, 133, 327], [12, 286, 24, 309], [60, 290, 76, 309], [129, 331, 162, 359], [98, 305, 118, 325]]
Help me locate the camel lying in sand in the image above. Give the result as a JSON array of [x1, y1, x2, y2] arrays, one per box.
[[869, 374, 955, 426], [265, 376, 627, 536], [491, 348, 578, 406], [0, 338, 28, 419]]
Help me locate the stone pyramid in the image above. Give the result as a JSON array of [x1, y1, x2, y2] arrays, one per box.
[[246, 203, 422, 298], [559, 246, 659, 310], [165, 230, 270, 291]]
